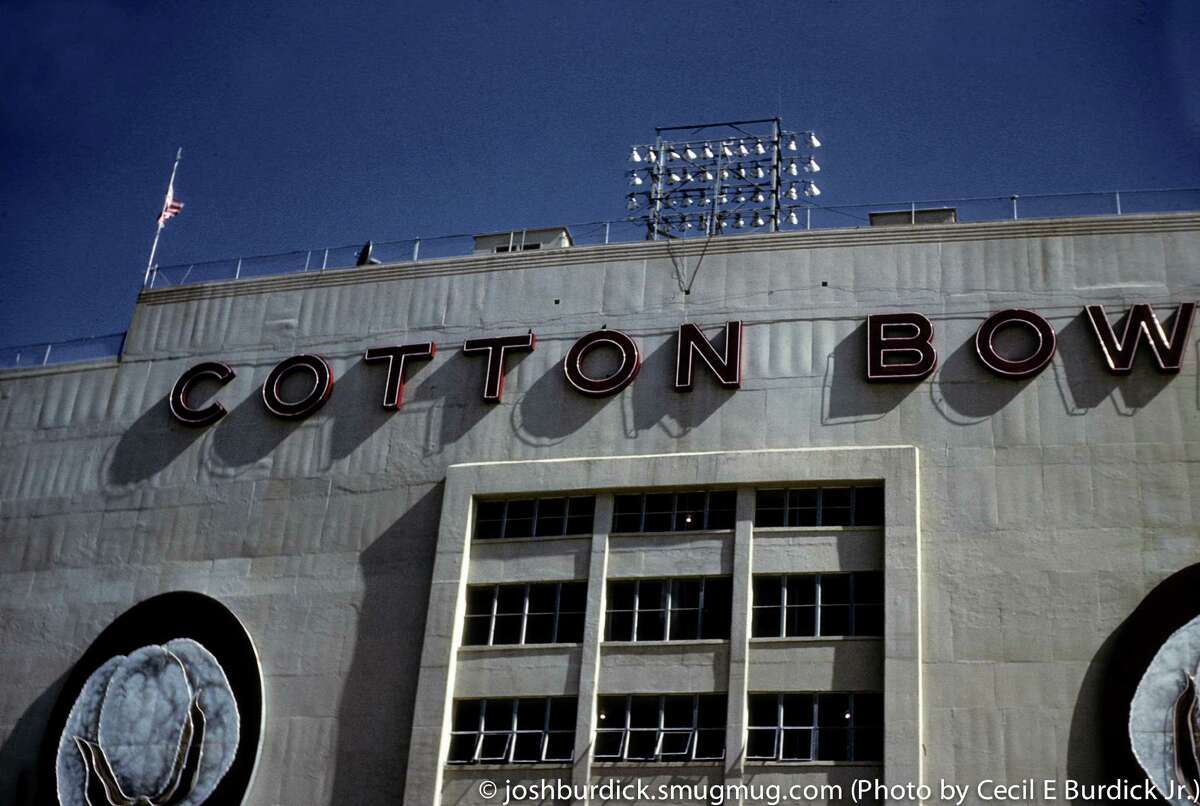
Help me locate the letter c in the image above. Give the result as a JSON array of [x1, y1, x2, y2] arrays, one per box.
[[169, 362, 235, 426]]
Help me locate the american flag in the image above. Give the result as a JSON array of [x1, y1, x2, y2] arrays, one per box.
[[157, 193, 184, 226]]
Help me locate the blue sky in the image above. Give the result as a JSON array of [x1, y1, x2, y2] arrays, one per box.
[[2, 0, 1198, 347]]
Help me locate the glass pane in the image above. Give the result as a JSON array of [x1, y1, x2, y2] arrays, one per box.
[[694, 729, 725, 760], [644, 493, 673, 515], [448, 733, 477, 763], [816, 726, 850, 761], [854, 694, 884, 727], [675, 492, 706, 530], [854, 486, 884, 526], [781, 694, 814, 726], [548, 698, 578, 730], [854, 605, 883, 636], [790, 506, 819, 527], [752, 606, 782, 638], [626, 731, 658, 759], [855, 572, 884, 604], [492, 614, 522, 645], [820, 605, 851, 636], [785, 606, 816, 637], [854, 726, 884, 761], [822, 505, 852, 526], [701, 578, 732, 639], [781, 728, 813, 760], [558, 582, 587, 613], [636, 610, 665, 641], [756, 489, 787, 511], [505, 516, 534, 538], [606, 611, 634, 641], [754, 576, 783, 607], [555, 612, 584, 643], [545, 731, 574, 761], [660, 731, 691, 757], [483, 699, 514, 730], [594, 731, 623, 759], [479, 733, 510, 761], [527, 585, 557, 613], [613, 512, 643, 533], [629, 696, 659, 728], [754, 506, 785, 528], [597, 696, 626, 727], [786, 576, 816, 605], [638, 581, 664, 608], [512, 732, 543, 762], [534, 498, 566, 536], [524, 613, 555, 644], [516, 699, 545, 729], [476, 500, 506, 523], [506, 499, 536, 521], [748, 695, 777, 728], [663, 696, 695, 728], [668, 609, 699, 640], [466, 587, 494, 616], [671, 579, 701, 608], [608, 581, 636, 610], [818, 694, 852, 727], [474, 517, 504, 540], [788, 489, 818, 510], [463, 615, 491, 646], [706, 491, 736, 529], [643, 511, 672, 532], [496, 586, 526, 614], [453, 700, 482, 731], [566, 496, 595, 532], [822, 487, 852, 509], [696, 695, 726, 727], [747, 728, 777, 759], [821, 575, 851, 603]]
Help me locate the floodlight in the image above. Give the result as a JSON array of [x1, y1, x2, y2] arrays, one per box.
[[753, 190, 765, 203], [786, 161, 798, 176], [627, 194, 639, 210], [722, 142, 734, 157], [702, 144, 714, 159], [734, 213, 745, 228], [753, 211, 765, 227], [805, 132, 821, 148], [669, 168, 683, 183], [630, 172, 644, 186], [647, 148, 658, 162], [737, 165, 747, 179], [701, 167, 714, 181], [630, 147, 643, 163], [786, 183, 799, 200], [668, 147, 682, 161], [753, 164, 765, 178], [803, 156, 820, 173], [755, 140, 766, 154], [785, 135, 797, 151], [684, 145, 697, 160], [804, 181, 821, 197], [787, 208, 799, 225], [737, 141, 749, 156]]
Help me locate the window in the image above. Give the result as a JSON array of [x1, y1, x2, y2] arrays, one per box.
[[594, 694, 726, 761], [612, 490, 736, 533], [463, 582, 587, 645], [752, 573, 883, 638], [495, 242, 542, 253], [746, 693, 882, 762], [474, 496, 595, 540], [754, 486, 883, 527], [606, 577, 732, 641], [448, 698, 576, 764]]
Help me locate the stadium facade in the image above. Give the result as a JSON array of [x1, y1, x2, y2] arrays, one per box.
[[1, 211, 1198, 805]]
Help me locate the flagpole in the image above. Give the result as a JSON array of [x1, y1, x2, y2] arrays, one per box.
[[144, 147, 183, 288]]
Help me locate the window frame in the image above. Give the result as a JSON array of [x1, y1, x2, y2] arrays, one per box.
[[448, 697, 577, 765], [611, 490, 737, 533], [594, 694, 726, 762], [751, 573, 883, 639], [463, 581, 587, 646], [745, 692, 882, 763], [605, 576, 731, 642], [474, 495, 596, 541], [753, 485, 884, 528]]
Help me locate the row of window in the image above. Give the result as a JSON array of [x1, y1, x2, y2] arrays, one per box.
[[462, 573, 883, 647], [473, 487, 884, 540], [448, 693, 883, 765]]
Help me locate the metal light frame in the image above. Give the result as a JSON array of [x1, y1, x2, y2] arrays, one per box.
[[626, 118, 821, 240]]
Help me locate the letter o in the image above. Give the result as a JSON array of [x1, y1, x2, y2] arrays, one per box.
[[563, 330, 641, 397], [262, 354, 334, 418], [974, 309, 1056, 379], [169, 361, 235, 426]]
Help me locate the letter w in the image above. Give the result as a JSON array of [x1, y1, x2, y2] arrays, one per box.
[[1084, 303, 1196, 374]]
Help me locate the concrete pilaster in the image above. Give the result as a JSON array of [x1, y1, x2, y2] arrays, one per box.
[[572, 493, 613, 802], [723, 487, 755, 802]]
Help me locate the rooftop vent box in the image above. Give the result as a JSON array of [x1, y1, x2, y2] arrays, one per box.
[[869, 208, 958, 227], [474, 226, 574, 255]]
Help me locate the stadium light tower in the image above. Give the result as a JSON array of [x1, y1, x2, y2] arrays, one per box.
[[626, 118, 822, 240]]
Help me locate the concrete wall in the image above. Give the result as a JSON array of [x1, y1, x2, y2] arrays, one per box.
[[1, 213, 1198, 804]]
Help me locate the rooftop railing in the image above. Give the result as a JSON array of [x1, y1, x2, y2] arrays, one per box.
[[146, 187, 1200, 289], [2, 188, 1197, 371]]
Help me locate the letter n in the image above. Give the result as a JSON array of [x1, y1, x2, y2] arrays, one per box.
[[675, 321, 743, 391]]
